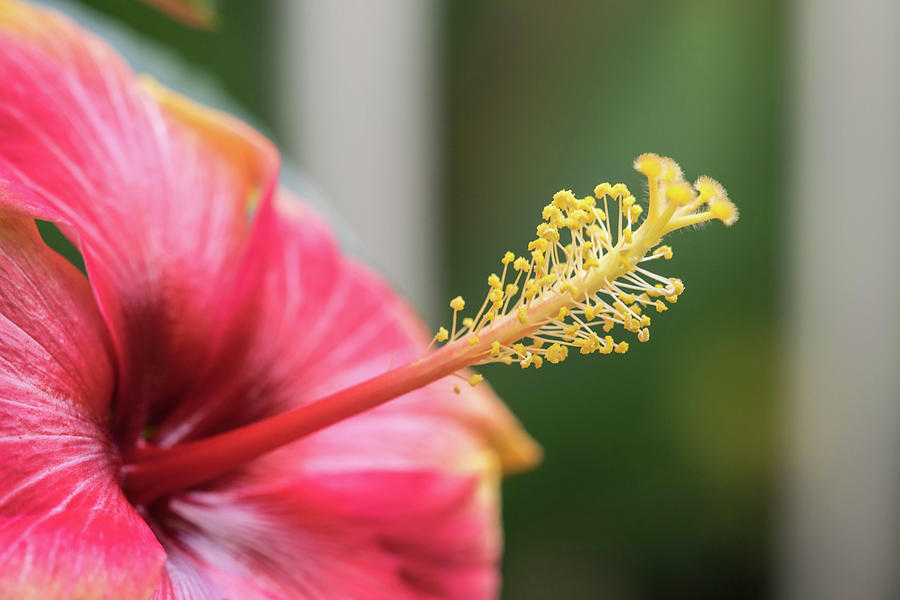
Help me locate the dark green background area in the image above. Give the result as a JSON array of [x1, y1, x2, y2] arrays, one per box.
[[67, 1, 782, 597]]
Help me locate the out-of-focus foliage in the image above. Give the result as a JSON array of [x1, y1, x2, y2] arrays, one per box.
[[70, 0, 274, 132], [444, 1, 781, 598]]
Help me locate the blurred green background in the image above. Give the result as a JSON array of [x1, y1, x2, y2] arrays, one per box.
[[444, 2, 780, 599], [59, 1, 782, 597]]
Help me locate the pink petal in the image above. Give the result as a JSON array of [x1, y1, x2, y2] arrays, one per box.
[[148, 197, 536, 597], [0, 0, 279, 444], [0, 213, 165, 597], [158, 470, 494, 599]]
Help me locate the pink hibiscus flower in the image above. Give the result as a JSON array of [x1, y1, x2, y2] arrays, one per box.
[[0, 1, 738, 597], [0, 1, 541, 597]]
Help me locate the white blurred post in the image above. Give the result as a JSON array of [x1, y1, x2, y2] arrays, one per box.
[[780, 0, 900, 599], [274, 0, 441, 322]]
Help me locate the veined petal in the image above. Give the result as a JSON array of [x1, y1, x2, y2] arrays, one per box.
[[0, 0, 279, 444], [159, 469, 495, 599], [0, 213, 164, 598], [147, 195, 536, 597]]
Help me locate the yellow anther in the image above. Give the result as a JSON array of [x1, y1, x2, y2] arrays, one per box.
[[563, 324, 579, 337], [594, 182, 613, 198], [488, 273, 502, 288], [542, 205, 562, 223], [469, 373, 483, 387], [450, 296, 465, 311], [620, 293, 635, 304], [565, 209, 588, 229], [435, 327, 449, 342], [517, 305, 529, 324], [656, 245, 674, 260], [488, 288, 504, 304], [655, 300, 668, 312], [665, 181, 694, 206], [513, 257, 529, 272], [584, 257, 600, 268], [622, 195, 635, 208], [462, 317, 474, 328], [528, 237, 549, 252], [558, 306, 569, 319], [614, 341, 629, 354], [484, 310, 496, 321], [502, 251, 515, 265], [640, 315, 651, 327], [552, 190, 577, 210], [670, 278, 685, 295], [520, 354, 534, 368], [545, 343, 569, 364], [531, 249, 546, 267], [540, 227, 560, 243], [628, 204, 643, 220], [623, 229, 633, 244], [505, 283, 519, 296], [468, 335, 480, 346], [584, 304, 596, 321], [638, 328, 650, 342], [491, 341, 501, 356], [665, 295, 678, 304], [532, 355, 544, 369], [512, 343, 527, 356], [611, 183, 630, 197], [561, 282, 578, 296]]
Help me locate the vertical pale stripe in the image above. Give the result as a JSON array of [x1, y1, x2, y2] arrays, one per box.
[[274, 0, 440, 322], [780, 0, 900, 598]]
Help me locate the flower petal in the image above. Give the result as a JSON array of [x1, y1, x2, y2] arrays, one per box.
[[0, 213, 165, 598], [0, 0, 279, 444], [158, 469, 495, 599], [149, 196, 536, 597]]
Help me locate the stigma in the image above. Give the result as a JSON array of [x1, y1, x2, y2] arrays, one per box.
[[438, 153, 738, 379]]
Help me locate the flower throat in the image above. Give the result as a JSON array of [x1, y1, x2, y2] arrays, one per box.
[[122, 153, 738, 505]]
